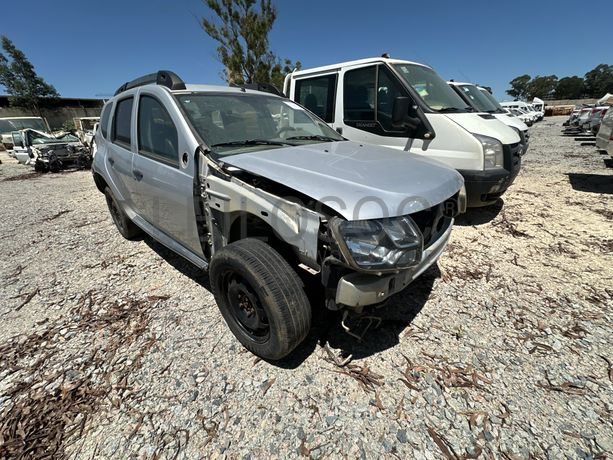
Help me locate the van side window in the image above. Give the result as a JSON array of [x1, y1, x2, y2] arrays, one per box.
[[376, 67, 406, 131], [100, 103, 111, 139], [137, 95, 179, 166], [112, 97, 133, 148], [344, 67, 376, 121], [295, 75, 337, 122]]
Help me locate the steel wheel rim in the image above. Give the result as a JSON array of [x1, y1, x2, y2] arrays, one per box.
[[223, 273, 270, 342]]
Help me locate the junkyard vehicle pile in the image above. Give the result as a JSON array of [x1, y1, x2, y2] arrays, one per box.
[[562, 93, 613, 166], [0, 115, 611, 458], [0, 62, 611, 459], [1, 116, 93, 172]]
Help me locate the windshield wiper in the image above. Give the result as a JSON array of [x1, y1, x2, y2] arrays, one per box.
[[211, 139, 292, 148], [437, 106, 472, 113], [285, 135, 339, 142]]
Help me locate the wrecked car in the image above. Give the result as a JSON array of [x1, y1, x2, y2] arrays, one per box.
[[0, 116, 50, 150], [12, 129, 91, 172], [92, 71, 464, 360], [73, 116, 100, 146]]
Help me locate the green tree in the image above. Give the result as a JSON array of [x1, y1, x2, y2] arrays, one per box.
[[527, 75, 558, 99], [506, 74, 531, 100], [201, 0, 299, 90], [0, 35, 59, 115], [554, 76, 584, 99], [583, 64, 613, 97]]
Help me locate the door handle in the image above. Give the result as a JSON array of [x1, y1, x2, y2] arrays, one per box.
[[107, 157, 115, 166], [132, 169, 144, 181]]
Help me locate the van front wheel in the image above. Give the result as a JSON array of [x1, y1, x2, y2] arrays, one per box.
[[210, 238, 311, 360]]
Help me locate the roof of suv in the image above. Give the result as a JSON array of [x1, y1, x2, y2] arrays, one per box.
[[112, 70, 285, 99]]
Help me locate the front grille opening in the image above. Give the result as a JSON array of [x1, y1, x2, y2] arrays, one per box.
[[410, 200, 453, 249]]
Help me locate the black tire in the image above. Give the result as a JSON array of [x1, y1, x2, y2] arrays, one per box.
[[210, 238, 311, 360], [104, 187, 142, 239]]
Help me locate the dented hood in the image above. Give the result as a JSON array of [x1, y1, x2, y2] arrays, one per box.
[[222, 141, 464, 221]]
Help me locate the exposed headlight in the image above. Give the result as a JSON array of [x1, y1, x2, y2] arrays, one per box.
[[331, 216, 423, 271], [474, 134, 504, 170]]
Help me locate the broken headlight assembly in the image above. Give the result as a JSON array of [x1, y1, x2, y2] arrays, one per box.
[[330, 216, 423, 272]]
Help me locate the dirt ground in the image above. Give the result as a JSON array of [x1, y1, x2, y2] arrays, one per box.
[[0, 116, 611, 459]]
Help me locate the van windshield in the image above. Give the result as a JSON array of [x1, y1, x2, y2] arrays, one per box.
[[457, 84, 499, 113], [478, 89, 506, 113], [393, 64, 470, 112], [177, 93, 344, 157]]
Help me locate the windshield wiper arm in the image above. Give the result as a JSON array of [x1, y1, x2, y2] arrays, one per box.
[[285, 135, 339, 142], [211, 139, 292, 148], [437, 107, 468, 113]]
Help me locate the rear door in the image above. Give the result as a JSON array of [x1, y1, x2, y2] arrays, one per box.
[[107, 96, 137, 211], [131, 90, 204, 258]]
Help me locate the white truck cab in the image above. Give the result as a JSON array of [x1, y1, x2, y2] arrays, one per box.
[[447, 81, 530, 155], [284, 57, 522, 207]]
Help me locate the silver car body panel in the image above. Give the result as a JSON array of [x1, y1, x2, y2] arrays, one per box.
[[222, 141, 464, 221], [204, 166, 321, 269]]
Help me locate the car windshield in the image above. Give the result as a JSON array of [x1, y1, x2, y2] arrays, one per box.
[[393, 63, 470, 112], [28, 130, 79, 145], [0, 118, 46, 133], [457, 84, 499, 113], [176, 93, 344, 157]]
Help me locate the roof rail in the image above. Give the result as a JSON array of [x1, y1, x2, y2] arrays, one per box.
[[114, 70, 186, 96], [231, 82, 285, 98]]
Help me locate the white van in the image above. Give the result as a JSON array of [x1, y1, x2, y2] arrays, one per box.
[[500, 101, 539, 123], [532, 97, 545, 117], [448, 81, 530, 155], [284, 57, 522, 207]]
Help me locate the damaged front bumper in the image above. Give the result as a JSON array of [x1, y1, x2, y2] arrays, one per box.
[[334, 220, 453, 309]]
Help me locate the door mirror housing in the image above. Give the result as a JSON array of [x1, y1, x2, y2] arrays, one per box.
[[391, 96, 435, 140], [392, 96, 410, 128]]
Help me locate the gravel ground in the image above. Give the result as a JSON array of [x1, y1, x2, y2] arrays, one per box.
[[0, 117, 611, 459]]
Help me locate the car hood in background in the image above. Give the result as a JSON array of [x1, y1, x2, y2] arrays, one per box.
[[222, 141, 464, 220], [494, 113, 529, 132]]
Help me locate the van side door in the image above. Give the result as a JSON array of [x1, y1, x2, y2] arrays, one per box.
[[293, 74, 338, 128], [131, 90, 204, 259]]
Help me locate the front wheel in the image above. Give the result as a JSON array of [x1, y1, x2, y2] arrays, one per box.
[[210, 238, 311, 360]]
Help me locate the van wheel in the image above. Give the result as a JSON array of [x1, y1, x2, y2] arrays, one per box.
[[104, 187, 142, 239], [210, 238, 311, 360]]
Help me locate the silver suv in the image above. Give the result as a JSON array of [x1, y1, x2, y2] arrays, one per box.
[[92, 71, 464, 360]]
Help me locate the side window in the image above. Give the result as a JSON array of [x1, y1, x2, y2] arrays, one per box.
[[100, 103, 111, 139], [137, 95, 178, 166], [112, 97, 133, 148], [295, 75, 337, 122], [376, 67, 406, 131], [344, 66, 376, 121], [344, 65, 408, 132]]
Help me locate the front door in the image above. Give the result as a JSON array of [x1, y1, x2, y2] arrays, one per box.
[[336, 64, 411, 151], [131, 91, 204, 258]]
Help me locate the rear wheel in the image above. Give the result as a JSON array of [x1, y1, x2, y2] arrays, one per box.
[[104, 187, 142, 239], [210, 238, 311, 360]]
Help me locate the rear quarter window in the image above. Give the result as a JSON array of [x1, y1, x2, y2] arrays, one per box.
[[112, 98, 134, 148], [100, 103, 112, 139]]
